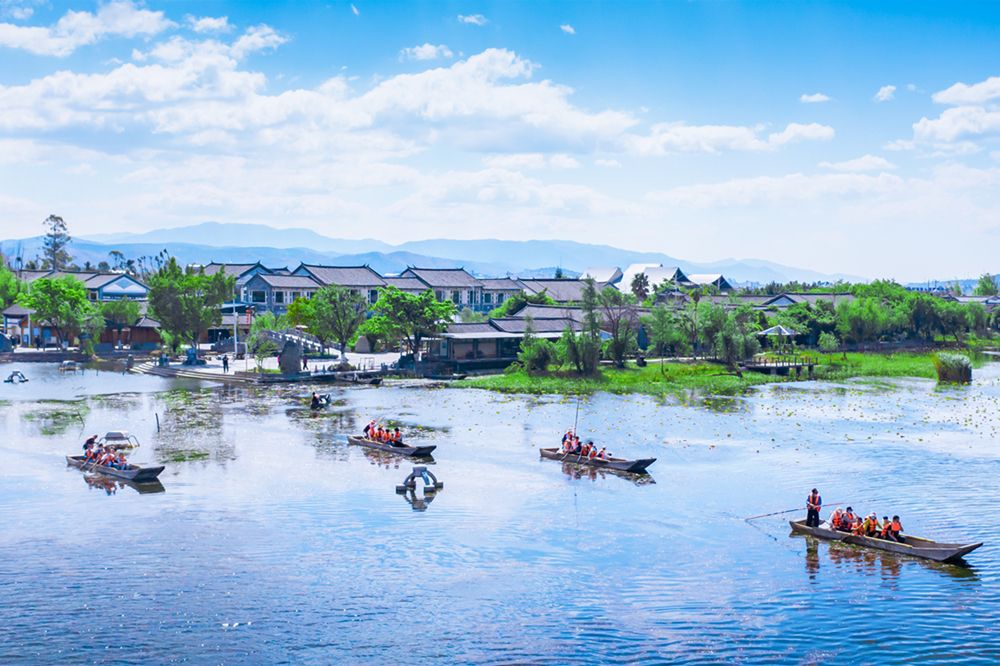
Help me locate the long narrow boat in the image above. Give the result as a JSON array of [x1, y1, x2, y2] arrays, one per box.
[[539, 448, 656, 474], [66, 455, 165, 483], [789, 519, 982, 563], [347, 435, 436, 457]]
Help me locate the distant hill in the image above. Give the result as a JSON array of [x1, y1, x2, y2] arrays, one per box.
[[10, 222, 867, 283]]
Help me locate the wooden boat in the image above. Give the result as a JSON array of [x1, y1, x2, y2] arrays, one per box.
[[789, 519, 982, 563], [347, 435, 436, 457], [66, 455, 165, 483], [539, 448, 656, 474]]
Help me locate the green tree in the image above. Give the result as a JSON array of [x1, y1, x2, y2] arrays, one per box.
[[642, 305, 689, 374], [100, 299, 141, 348], [366, 287, 456, 365], [599, 286, 638, 368], [818, 331, 839, 353], [17, 276, 94, 345], [630, 272, 650, 301], [310, 285, 367, 361], [41, 214, 72, 270], [973, 273, 998, 297], [147, 257, 233, 351], [0, 263, 23, 309], [516, 317, 556, 374]]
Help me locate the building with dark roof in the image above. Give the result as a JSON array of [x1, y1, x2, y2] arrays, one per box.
[[293, 264, 386, 305], [517, 278, 608, 303], [400, 267, 484, 310], [243, 273, 322, 313]]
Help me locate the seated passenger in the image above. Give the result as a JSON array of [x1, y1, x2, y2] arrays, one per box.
[[879, 516, 892, 540], [596, 447, 608, 460], [863, 513, 880, 537], [838, 508, 856, 532], [886, 515, 904, 543], [573, 438, 582, 454], [829, 508, 843, 530], [588, 446, 598, 460]]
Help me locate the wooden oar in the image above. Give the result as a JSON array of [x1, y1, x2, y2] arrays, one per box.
[[744, 501, 851, 522]]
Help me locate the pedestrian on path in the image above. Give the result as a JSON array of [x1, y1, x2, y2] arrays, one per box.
[[222, 354, 229, 373]]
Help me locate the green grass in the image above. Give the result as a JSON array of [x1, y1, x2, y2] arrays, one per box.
[[462, 350, 989, 397]]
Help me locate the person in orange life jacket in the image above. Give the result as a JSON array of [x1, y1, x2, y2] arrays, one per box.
[[82, 434, 98, 452], [392, 427, 403, 445], [829, 508, 843, 530], [879, 516, 893, 540], [573, 437, 583, 454], [363, 420, 375, 438], [596, 447, 608, 460], [806, 489, 822, 528], [885, 515, 904, 543], [838, 507, 856, 532], [862, 513, 880, 537]]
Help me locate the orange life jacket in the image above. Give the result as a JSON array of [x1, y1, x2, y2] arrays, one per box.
[[891, 520, 902, 532], [830, 511, 842, 528]]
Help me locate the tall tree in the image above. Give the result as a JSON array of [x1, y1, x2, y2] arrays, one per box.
[[973, 273, 999, 297], [310, 285, 367, 361], [147, 257, 234, 351], [599, 286, 638, 368], [101, 299, 141, 348], [630, 272, 650, 301], [365, 287, 455, 366], [642, 305, 688, 373], [41, 215, 72, 270], [17, 276, 95, 345]]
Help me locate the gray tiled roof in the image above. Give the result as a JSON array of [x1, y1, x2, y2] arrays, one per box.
[[480, 278, 522, 291], [517, 279, 606, 303], [382, 276, 427, 291], [296, 264, 386, 287], [256, 274, 322, 289], [490, 317, 579, 334], [402, 267, 482, 288], [201, 262, 262, 278]]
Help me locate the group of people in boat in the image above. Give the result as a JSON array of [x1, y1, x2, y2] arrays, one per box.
[[806, 489, 904, 543], [828, 507, 905, 542], [82, 434, 129, 469], [559, 429, 610, 460], [363, 420, 404, 446]]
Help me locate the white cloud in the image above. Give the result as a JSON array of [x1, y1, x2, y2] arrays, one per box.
[[3, 3, 32, 20], [400, 43, 453, 61], [799, 92, 830, 103], [350, 4, 360, 16], [819, 154, 895, 172], [913, 105, 1000, 143], [230, 24, 285, 59], [628, 121, 833, 155], [932, 75, 1000, 106], [484, 153, 579, 170], [649, 172, 902, 207], [186, 15, 231, 34], [0, 0, 174, 57], [457, 14, 487, 26], [595, 158, 620, 168], [874, 84, 896, 102], [560, 24, 575, 35]]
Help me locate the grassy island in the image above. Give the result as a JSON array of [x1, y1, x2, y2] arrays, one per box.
[[463, 351, 988, 397]]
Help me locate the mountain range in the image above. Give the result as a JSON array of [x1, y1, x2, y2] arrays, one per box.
[[1, 221, 866, 284]]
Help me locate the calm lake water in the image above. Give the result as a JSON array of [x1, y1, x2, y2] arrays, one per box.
[[2, 361, 1000, 664]]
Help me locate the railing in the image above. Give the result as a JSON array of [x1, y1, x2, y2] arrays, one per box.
[[745, 354, 816, 368]]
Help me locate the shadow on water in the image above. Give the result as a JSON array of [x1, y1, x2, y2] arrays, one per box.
[[792, 534, 980, 581], [81, 473, 166, 496], [360, 447, 435, 469], [557, 461, 656, 485]]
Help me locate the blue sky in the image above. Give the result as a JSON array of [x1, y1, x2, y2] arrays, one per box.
[[0, 1, 998, 280]]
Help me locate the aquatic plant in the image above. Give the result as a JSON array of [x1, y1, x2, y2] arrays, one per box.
[[934, 352, 972, 384]]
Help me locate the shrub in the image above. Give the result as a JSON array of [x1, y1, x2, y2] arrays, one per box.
[[518, 337, 556, 374], [818, 331, 839, 353], [933, 352, 972, 384]]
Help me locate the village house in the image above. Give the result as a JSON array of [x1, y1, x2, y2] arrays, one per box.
[[242, 273, 322, 313], [292, 264, 387, 305]]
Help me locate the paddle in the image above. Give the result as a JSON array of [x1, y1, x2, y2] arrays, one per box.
[[560, 395, 583, 462], [744, 500, 852, 522]]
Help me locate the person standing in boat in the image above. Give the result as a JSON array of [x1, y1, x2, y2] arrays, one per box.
[[806, 488, 822, 528]]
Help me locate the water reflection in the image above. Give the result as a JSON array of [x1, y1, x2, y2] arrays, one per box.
[[82, 473, 165, 496], [794, 534, 979, 581], [361, 448, 433, 469], [397, 486, 439, 512], [558, 461, 656, 485]]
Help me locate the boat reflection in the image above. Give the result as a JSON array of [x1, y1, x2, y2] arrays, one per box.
[[83, 473, 166, 496], [794, 534, 978, 581], [559, 461, 655, 485], [362, 448, 435, 469]]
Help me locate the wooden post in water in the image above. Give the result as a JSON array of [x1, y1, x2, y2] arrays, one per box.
[[155, 413, 160, 432]]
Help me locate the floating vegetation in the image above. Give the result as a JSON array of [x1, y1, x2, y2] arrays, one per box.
[[21, 402, 89, 436], [934, 353, 973, 384], [162, 449, 211, 462]]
